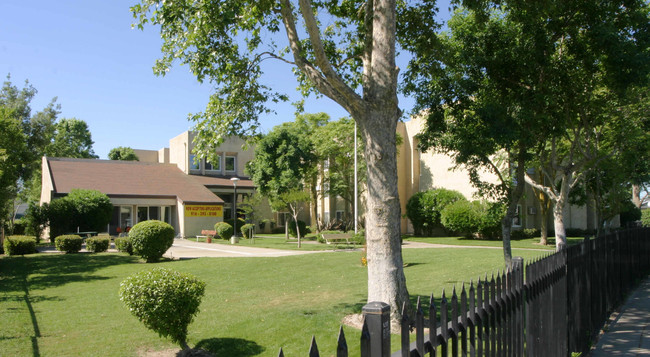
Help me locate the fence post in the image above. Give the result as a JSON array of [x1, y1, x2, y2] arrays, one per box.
[[362, 302, 391, 357]]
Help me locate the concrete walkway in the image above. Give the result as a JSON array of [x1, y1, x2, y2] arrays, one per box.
[[164, 238, 326, 258], [590, 276, 650, 356]]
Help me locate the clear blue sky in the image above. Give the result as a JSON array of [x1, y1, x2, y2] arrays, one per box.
[[0, 0, 451, 159]]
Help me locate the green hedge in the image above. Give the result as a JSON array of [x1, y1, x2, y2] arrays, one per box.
[[406, 188, 467, 236], [214, 222, 233, 240], [3, 235, 37, 256], [119, 267, 206, 348], [86, 237, 110, 253], [115, 237, 133, 255], [55, 235, 84, 253], [129, 220, 175, 263], [241, 224, 255, 238]]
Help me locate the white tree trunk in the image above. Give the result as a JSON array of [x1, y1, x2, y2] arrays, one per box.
[[360, 108, 410, 321], [553, 180, 570, 251]]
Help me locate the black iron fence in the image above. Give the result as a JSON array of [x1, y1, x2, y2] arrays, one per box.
[[280, 227, 650, 357]]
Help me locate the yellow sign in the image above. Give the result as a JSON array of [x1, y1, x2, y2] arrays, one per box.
[[184, 205, 223, 217]]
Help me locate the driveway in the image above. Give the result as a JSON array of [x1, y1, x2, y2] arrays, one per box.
[[164, 238, 326, 259]]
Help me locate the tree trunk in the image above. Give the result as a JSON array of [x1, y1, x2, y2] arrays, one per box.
[[539, 201, 549, 245], [553, 203, 567, 251], [294, 215, 301, 248], [632, 184, 642, 209], [359, 108, 411, 324]]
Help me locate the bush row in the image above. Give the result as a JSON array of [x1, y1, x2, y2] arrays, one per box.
[[55, 235, 84, 253], [86, 237, 110, 253], [3, 235, 37, 256]]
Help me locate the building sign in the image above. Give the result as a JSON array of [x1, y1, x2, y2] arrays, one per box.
[[184, 205, 223, 217]]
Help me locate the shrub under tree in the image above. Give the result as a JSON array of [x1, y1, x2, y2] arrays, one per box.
[[119, 267, 206, 350], [47, 189, 112, 240], [406, 188, 467, 236], [214, 222, 233, 240], [128, 220, 175, 262]]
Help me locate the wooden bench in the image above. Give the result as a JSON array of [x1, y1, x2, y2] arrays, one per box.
[[196, 229, 217, 241], [321, 233, 353, 245]]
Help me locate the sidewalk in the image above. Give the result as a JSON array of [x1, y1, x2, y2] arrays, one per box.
[[590, 276, 650, 356]]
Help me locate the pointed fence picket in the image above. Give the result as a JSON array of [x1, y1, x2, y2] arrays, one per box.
[[277, 227, 650, 357]]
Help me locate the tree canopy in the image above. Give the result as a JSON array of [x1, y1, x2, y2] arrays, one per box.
[[108, 146, 140, 161], [132, 0, 419, 318]]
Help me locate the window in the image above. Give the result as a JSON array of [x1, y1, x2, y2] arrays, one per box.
[[137, 206, 162, 223], [336, 210, 344, 221], [225, 156, 236, 172], [189, 154, 199, 170], [120, 206, 132, 229], [205, 157, 221, 172]]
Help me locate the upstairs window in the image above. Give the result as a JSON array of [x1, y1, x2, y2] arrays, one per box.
[[205, 157, 221, 172], [225, 156, 236, 172], [189, 154, 199, 170]]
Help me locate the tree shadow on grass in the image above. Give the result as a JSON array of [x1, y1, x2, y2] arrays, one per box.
[[193, 337, 265, 357], [0, 254, 139, 293]]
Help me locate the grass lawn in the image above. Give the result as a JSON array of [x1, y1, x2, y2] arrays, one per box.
[[189, 234, 361, 251], [404, 235, 586, 250], [1, 247, 548, 357]]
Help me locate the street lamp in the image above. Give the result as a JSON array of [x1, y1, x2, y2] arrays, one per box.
[[231, 177, 240, 241]]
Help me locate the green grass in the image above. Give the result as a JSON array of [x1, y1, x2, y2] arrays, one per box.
[[191, 234, 360, 251], [404, 235, 586, 250], [1, 248, 549, 356]]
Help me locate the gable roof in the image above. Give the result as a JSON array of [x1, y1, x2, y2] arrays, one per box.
[[45, 157, 223, 205]]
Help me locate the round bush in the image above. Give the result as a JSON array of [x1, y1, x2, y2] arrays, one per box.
[[478, 202, 505, 239], [3, 235, 37, 256], [119, 267, 206, 349], [406, 189, 466, 236], [128, 220, 175, 262], [241, 224, 254, 238], [214, 222, 233, 240], [55, 235, 83, 253], [441, 200, 483, 237], [115, 237, 133, 255], [86, 237, 110, 253], [288, 219, 308, 238]]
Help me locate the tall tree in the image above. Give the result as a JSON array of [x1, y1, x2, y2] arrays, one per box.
[[405, 1, 650, 253], [108, 146, 140, 161], [0, 106, 29, 240], [313, 117, 366, 225], [132, 0, 418, 318], [46, 118, 98, 159]]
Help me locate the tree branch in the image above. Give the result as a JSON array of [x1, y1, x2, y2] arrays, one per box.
[[525, 173, 558, 202]]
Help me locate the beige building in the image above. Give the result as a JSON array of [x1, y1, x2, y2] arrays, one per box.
[[317, 115, 599, 234], [40, 132, 261, 238]]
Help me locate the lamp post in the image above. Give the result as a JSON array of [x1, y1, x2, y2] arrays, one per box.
[[231, 177, 240, 242]]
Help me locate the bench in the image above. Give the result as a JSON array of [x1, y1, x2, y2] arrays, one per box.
[[196, 229, 217, 241], [321, 233, 353, 245]]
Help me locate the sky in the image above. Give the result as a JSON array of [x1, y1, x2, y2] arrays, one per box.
[[0, 0, 452, 159]]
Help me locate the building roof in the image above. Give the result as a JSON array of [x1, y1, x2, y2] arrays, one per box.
[[45, 157, 223, 205], [190, 175, 255, 189]]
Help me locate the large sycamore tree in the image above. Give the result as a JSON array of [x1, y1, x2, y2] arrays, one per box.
[[132, 0, 423, 318]]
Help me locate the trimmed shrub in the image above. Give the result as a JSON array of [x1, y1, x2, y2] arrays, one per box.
[[119, 267, 206, 349], [642, 210, 650, 227], [3, 235, 37, 256], [128, 220, 175, 263], [115, 237, 133, 255], [55, 235, 83, 253], [477, 202, 505, 239], [271, 226, 285, 234], [214, 222, 234, 240], [351, 229, 366, 245], [86, 237, 110, 253], [288, 219, 308, 238], [241, 224, 255, 239], [511, 228, 541, 240], [406, 188, 467, 236], [441, 200, 483, 238]]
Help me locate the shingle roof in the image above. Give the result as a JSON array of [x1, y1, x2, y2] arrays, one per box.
[[45, 157, 223, 204]]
